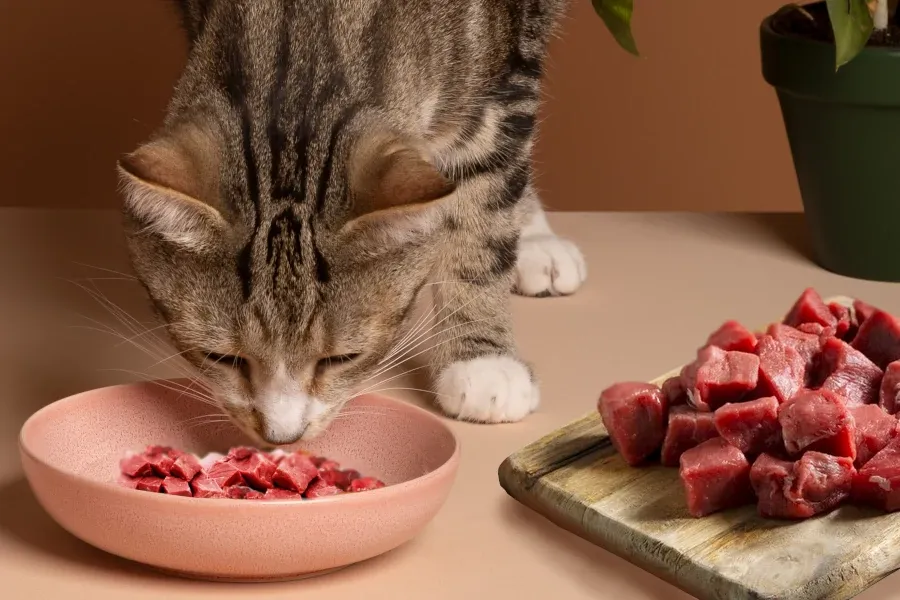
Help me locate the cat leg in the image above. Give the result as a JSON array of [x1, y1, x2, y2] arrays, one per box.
[[514, 186, 587, 297], [428, 215, 539, 423]]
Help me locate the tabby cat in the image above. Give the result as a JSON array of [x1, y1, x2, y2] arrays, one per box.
[[119, 0, 586, 445]]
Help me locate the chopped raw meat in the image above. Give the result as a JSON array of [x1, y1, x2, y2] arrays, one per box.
[[121, 446, 385, 500], [850, 405, 899, 468], [190, 475, 226, 499], [751, 452, 854, 519], [272, 453, 319, 493], [784, 288, 837, 330], [851, 309, 900, 369], [119, 452, 153, 478], [318, 459, 341, 472], [714, 397, 782, 456], [679, 438, 753, 517], [705, 321, 758, 353], [680, 346, 759, 411], [817, 337, 883, 406], [853, 299, 879, 327], [660, 406, 719, 467], [226, 486, 265, 500], [852, 438, 900, 511], [349, 477, 386, 492], [880, 361, 900, 415], [228, 450, 277, 490], [264, 488, 303, 500], [161, 476, 192, 497], [145, 449, 176, 477], [597, 382, 668, 466], [661, 376, 688, 406], [207, 461, 244, 488], [199, 452, 225, 471], [304, 478, 344, 498], [766, 324, 823, 375], [778, 389, 856, 459], [755, 335, 805, 404], [170, 453, 203, 481], [136, 477, 164, 493], [797, 322, 837, 339], [828, 302, 853, 339], [318, 468, 362, 490]]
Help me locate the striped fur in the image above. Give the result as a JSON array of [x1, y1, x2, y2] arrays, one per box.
[[119, 0, 582, 444]]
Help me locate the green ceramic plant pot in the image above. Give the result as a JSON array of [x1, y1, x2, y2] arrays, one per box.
[[761, 5, 900, 282]]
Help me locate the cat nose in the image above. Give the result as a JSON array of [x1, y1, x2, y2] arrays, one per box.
[[259, 418, 309, 445]]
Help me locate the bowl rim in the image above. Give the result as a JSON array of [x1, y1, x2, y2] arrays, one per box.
[[19, 379, 461, 509]]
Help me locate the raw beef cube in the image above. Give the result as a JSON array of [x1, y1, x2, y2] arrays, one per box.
[[661, 376, 688, 406], [349, 477, 386, 492], [680, 346, 759, 411], [304, 478, 344, 498], [190, 475, 226, 499], [119, 452, 153, 478], [880, 361, 900, 415], [597, 382, 668, 466], [755, 335, 805, 404], [170, 453, 203, 481], [779, 389, 856, 459], [766, 324, 823, 375], [318, 468, 362, 490], [318, 459, 341, 472], [851, 405, 899, 468], [226, 485, 265, 500], [818, 337, 883, 406], [207, 461, 244, 488], [199, 452, 225, 471], [161, 476, 193, 497], [229, 451, 277, 490], [226, 446, 257, 461], [852, 309, 900, 369], [264, 488, 303, 500], [268, 449, 288, 464], [660, 406, 719, 467], [751, 452, 854, 519], [272, 454, 319, 493], [705, 321, 758, 353], [853, 299, 879, 327], [146, 445, 182, 458], [828, 302, 853, 339], [852, 438, 900, 511], [784, 288, 837, 329], [136, 476, 164, 493], [679, 438, 753, 517], [145, 449, 176, 477], [797, 322, 837, 339], [714, 397, 782, 456]]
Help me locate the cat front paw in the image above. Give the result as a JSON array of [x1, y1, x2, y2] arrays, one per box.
[[515, 234, 586, 297], [435, 356, 539, 423]]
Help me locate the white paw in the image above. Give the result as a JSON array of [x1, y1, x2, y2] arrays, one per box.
[[515, 234, 586, 297], [436, 356, 539, 423]]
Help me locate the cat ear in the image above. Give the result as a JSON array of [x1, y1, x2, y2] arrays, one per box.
[[342, 134, 456, 242], [117, 123, 225, 252]]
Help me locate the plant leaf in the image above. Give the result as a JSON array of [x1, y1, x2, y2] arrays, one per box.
[[825, 0, 874, 69], [592, 0, 639, 57]]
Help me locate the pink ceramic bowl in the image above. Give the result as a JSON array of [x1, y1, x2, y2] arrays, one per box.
[[19, 379, 460, 581]]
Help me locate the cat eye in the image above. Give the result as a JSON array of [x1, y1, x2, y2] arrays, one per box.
[[315, 353, 362, 373]]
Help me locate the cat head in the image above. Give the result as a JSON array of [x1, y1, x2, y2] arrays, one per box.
[[118, 116, 455, 445]]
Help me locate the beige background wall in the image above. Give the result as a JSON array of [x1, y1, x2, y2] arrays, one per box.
[[0, 0, 801, 212]]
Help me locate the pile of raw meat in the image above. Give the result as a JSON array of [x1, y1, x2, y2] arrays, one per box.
[[598, 288, 900, 519], [119, 445, 385, 500]]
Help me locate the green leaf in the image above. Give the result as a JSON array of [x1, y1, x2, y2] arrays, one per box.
[[592, 0, 639, 57], [825, 0, 874, 69]]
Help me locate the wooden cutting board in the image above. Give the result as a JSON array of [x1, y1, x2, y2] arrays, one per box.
[[499, 296, 900, 600]]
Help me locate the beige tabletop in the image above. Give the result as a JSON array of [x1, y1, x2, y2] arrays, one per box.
[[4, 210, 900, 600]]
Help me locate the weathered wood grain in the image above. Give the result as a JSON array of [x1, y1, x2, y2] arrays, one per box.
[[499, 297, 900, 600]]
